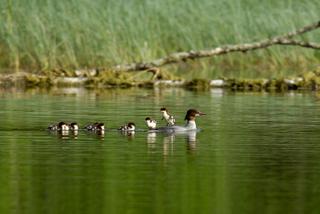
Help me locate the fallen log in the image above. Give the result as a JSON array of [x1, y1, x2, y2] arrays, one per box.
[[112, 20, 320, 72]]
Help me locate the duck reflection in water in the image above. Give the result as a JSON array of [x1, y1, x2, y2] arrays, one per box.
[[147, 129, 198, 155], [147, 132, 157, 144], [48, 129, 79, 140], [146, 132, 157, 153], [119, 130, 135, 139], [162, 133, 175, 156], [94, 130, 105, 139], [59, 130, 71, 139], [70, 130, 79, 139], [84, 129, 105, 139], [185, 130, 197, 152]]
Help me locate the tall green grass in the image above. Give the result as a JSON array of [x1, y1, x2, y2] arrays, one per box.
[[0, 0, 319, 78]]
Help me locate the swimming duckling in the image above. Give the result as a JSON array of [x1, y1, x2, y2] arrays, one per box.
[[48, 122, 70, 131], [160, 107, 175, 126], [145, 117, 157, 130], [118, 122, 135, 131], [69, 122, 79, 131], [84, 122, 105, 131]]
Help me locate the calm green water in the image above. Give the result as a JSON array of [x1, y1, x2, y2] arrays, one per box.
[[1, 88, 320, 214]]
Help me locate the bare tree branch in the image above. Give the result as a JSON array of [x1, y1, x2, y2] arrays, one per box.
[[275, 39, 320, 49], [112, 20, 320, 72]]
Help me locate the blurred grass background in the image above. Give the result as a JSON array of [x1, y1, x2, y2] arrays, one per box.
[[0, 0, 319, 79]]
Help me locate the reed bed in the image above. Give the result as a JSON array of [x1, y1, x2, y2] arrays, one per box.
[[0, 0, 319, 78]]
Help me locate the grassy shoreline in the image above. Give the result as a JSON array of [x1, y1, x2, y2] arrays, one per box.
[[0, 0, 320, 78], [1, 67, 320, 91]]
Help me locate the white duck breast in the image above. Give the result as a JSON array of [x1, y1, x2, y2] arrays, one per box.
[[145, 117, 157, 129]]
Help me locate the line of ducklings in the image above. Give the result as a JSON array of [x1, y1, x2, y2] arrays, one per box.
[[47, 108, 205, 134], [48, 121, 131, 132]]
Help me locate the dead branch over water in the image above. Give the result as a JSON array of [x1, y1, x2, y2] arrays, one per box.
[[113, 20, 320, 72]]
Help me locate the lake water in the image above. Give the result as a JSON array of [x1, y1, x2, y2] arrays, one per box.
[[1, 87, 320, 214]]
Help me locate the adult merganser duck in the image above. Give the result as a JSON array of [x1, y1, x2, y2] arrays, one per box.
[[85, 122, 105, 131], [118, 122, 135, 131], [184, 109, 206, 130], [69, 122, 79, 131], [164, 109, 205, 132], [145, 117, 157, 130], [160, 107, 175, 126], [48, 122, 70, 131]]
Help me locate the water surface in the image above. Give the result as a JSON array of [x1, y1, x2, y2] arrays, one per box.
[[1, 87, 320, 214]]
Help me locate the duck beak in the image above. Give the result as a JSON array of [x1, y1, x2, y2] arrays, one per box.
[[197, 111, 206, 116]]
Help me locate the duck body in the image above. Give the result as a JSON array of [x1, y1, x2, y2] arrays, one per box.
[[156, 124, 195, 133]]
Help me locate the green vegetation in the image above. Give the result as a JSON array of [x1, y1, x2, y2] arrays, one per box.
[[3, 68, 320, 91], [0, 0, 320, 79]]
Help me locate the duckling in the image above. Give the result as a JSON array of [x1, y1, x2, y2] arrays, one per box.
[[84, 122, 105, 131], [69, 122, 79, 131], [118, 122, 135, 131], [160, 107, 175, 126], [145, 117, 157, 130], [48, 122, 69, 131]]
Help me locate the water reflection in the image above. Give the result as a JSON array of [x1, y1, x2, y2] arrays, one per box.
[[147, 130, 198, 155], [185, 131, 197, 152], [84, 130, 105, 139], [146, 132, 157, 153], [119, 130, 135, 139], [147, 132, 157, 144], [162, 132, 175, 156], [48, 130, 79, 139]]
